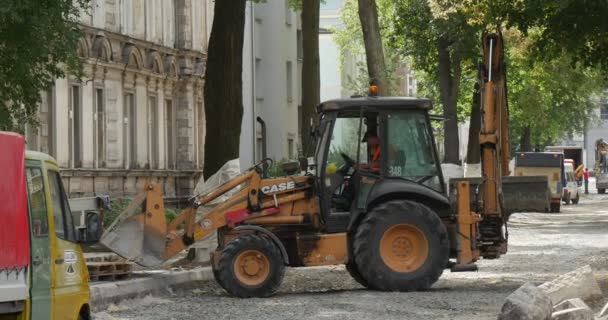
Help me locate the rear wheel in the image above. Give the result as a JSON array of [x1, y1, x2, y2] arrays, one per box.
[[550, 203, 561, 213], [599, 188, 605, 194], [353, 200, 449, 291], [215, 234, 285, 298]]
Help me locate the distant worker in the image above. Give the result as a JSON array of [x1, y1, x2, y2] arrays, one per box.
[[584, 168, 590, 194]]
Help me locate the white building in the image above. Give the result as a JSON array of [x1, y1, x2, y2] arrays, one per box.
[[319, 0, 418, 101], [25, 0, 211, 198], [239, 1, 302, 169]]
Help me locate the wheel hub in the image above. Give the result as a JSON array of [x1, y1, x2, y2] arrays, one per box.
[[234, 250, 270, 286], [380, 224, 429, 273], [392, 236, 413, 257], [242, 255, 263, 276]]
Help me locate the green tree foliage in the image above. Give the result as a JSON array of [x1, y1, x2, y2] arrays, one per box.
[[505, 29, 606, 151], [0, 0, 88, 131], [388, 0, 483, 163], [386, 0, 607, 156], [489, 0, 608, 73]]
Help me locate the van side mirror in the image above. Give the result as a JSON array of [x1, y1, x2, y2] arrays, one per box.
[[80, 212, 102, 243]]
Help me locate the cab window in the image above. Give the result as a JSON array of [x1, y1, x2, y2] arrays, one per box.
[[386, 111, 442, 192], [48, 171, 76, 242], [26, 167, 49, 237], [326, 116, 368, 169]]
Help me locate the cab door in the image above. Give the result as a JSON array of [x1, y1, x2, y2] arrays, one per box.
[[46, 169, 88, 320], [25, 163, 52, 320]]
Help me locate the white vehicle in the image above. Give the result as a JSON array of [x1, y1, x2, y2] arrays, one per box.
[[563, 159, 580, 204]]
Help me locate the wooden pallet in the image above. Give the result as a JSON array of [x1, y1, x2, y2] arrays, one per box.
[[85, 253, 133, 282]]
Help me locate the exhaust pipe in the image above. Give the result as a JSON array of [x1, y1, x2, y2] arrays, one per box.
[[256, 117, 268, 177]]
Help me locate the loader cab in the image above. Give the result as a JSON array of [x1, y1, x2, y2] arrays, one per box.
[[314, 98, 447, 233]]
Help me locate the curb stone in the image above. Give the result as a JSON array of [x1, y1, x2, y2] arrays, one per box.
[[90, 267, 213, 310]]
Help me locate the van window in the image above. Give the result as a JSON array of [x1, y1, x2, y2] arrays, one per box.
[[48, 171, 76, 241], [26, 167, 49, 237]]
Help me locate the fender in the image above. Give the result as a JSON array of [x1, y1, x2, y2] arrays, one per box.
[[347, 178, 451, 233], [233, 225, 289, 265]]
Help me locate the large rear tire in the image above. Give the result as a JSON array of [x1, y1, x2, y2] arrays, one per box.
[[353, 200, 449, 291], [215, 234, 285, 298]]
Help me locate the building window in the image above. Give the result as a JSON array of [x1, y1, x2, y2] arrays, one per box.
[[288, 138, 294, 159], [145, 0, 157, 41], [69, 85, 82, 168], [286, 60, 293, 103], [297, 30, 303, 61], [44, 89, 55, 158], [25, 125, 39, 151], [601, 103, 608, 120], [255, 58, 263, 99], [165, 99, 175, 169], [121, 0, 133, 35], [95, 88, 106, 168], [147, 96, 159, 169], [123, 93, 136, 169], [285, 4, 292, 25]]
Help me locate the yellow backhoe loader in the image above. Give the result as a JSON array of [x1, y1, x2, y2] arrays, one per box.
[[101, 31, 511, 297]]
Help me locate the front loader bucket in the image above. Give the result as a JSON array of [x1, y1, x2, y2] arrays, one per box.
[[101, 184, 168, 267]]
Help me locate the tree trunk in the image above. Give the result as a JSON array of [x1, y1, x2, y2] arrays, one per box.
[[437, 38, 461, 164], [300, 0, 320, 157], [466, 83, 481, 164], [203, 0, 247, 178], [520, 126, 532, 152], [358, 0, 389, 95]]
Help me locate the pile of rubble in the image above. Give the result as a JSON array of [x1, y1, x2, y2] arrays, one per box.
[[498, 265, 607, 320]]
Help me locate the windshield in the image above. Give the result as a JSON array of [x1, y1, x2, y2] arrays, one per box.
[[385, 111, 442, 192]]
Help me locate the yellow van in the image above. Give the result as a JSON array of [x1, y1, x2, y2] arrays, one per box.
[[0, 132, 102, 320]]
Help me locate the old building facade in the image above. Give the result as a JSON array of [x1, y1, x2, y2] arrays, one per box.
[[25, 0, 211, 198]]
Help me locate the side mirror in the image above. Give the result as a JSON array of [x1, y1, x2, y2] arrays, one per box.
[[80, 212, 103, 243]]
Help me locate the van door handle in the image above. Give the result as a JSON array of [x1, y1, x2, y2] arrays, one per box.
[[55, 258, 64, 265]]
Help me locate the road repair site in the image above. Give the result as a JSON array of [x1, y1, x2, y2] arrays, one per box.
[[3, 27, 608, 320], [88, 186, 608, 320]]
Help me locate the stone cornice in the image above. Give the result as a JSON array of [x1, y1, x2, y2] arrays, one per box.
[[78, 24, 206, 80]]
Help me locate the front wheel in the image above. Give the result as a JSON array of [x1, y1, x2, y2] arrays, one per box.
[[353, 200, 449, 291], [215, 234, 285, 298], [599, 188, 606, 194]]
